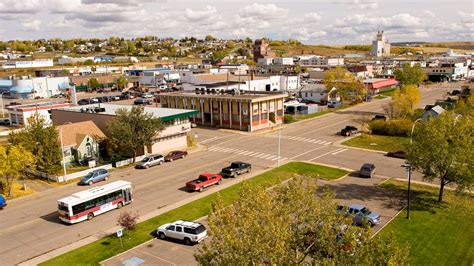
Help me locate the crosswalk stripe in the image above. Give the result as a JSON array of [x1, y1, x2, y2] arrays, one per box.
[[246, 152, 257, 156], [260, 154, 273, 159], [331, 148, 347, 155]]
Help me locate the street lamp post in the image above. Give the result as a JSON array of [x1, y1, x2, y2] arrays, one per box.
[[277, 123, 282, 167], [404, 118, 422, 219], [59, 122, 72, 181]]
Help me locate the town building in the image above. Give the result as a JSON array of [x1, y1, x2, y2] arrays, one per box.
[[0, 76, 71, 99], [56, 121, 106, 164], [423, 61, 470, 82], [7, 102, 73, 126], [363, 78, 398, 94], [253, 39, 275, 62], [371, 31, 391, 57], [51, 104, 198, 156], [0, 59, 54, 69], [299, 85, 340, 104], [159, 91, 286, 132], [299, 56, 344, 66]]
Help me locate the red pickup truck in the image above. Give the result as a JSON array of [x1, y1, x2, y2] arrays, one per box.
[[186, 173, 222, 192]]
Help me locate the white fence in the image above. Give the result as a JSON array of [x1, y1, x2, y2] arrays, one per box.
[[113, 155, 146, 168]]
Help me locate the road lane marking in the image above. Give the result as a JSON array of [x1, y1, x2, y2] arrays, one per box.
[[199, 136, 218, 144], [331, 148, 348, 155], [309, 148, 345, 161]]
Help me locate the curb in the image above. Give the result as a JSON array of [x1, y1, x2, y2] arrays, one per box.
[[333, 135, 388, 155], [371, 206, 406, 238]]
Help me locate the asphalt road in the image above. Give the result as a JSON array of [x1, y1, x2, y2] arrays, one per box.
[[0, 84, 454, 265]]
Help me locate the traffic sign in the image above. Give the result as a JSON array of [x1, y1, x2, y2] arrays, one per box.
[[117, 228, 123, 237]]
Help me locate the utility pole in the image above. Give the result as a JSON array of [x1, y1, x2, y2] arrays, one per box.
[[277, 124, 281, 167]]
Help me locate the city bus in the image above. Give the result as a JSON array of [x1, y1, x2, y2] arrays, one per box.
[[58, 180, 133, 224]]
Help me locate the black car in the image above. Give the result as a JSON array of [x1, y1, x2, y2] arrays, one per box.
[[341, 126, 358, 136], [372, 114, 387, 121], [0, 119, 10, 125], [221, 162, 252, 178], [386, 150, 406, 159], [134, 98, 151, 105]]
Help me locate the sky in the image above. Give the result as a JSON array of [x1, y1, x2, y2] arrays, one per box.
[[0, 0, 472, 44]]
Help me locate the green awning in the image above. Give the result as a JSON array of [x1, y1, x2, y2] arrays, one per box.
[[160, 110, 199, 122]]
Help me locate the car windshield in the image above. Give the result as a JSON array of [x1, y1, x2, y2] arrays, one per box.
[[362, 166, 372, 171], [83, 172, 94, 179], [230, 163, 240, 168], [360, 207, 371, 215], [141, 157, 150, 162], [198, 175, 208, 181]]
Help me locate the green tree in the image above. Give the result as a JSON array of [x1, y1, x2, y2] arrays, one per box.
[[88, 78, 100, 91], [393, 63, 426, 86], [116, 76, 127, 89], [83, 59, 94, 65], [195, 176, 408, 264], [205, 35, 216, 42], [107, 106, 164, 162], [0, 145, 35, 197], [9, 113, 62, 174], [407, 112, 474, 202], [324, 66, 367, 102]]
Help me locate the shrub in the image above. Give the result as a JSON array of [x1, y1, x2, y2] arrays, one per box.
[[283, 114, 296, 124], [369, 119, 412, 137]]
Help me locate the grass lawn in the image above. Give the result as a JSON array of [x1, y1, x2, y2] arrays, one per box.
[[373, 95, 387, 100], [41, 162, 347, 266], [379, 180, 474, 265], [0, 182, 35, 199], [380, 88, 396, 97], [342, 134, 409, 152]]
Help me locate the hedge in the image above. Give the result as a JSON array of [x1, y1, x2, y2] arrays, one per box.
[[369, 119, 412, 137]]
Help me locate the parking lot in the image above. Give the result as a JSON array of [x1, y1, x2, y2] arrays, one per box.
[[102, 174, 404, 266]]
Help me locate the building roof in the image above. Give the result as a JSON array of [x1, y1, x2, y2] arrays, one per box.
[[56, 121, 106, 148], [7, 102, 72, 112], [363, 78, 398, 89], [56, 103, 198, 122], [160, 91, 287, 102], [193, 73, 268, 82]]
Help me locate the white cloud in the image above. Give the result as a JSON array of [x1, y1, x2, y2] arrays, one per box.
[[0, 0, 42, 14], [22, 19, 42, 31], [184, 6, 217, 21], [239, 3, 288, 20]]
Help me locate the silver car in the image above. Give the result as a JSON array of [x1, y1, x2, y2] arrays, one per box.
[[347, 204, 381, 226], [136, 154, 164, 169]]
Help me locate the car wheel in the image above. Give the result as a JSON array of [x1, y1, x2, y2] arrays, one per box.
[[145, 165, 149, 169], [117, 202, 123, 209], [170, 158, 173, 162], [247, 167, 251, 173], [87, 213, 94, 220], [158, 232, 166, 240], [159, 161, 163, 165], [368, 221, 375, 227], [184, 238, 192, 245], [104, 176, 108, 181], [88, 181, 93, 186], [217, 179, 222, 185], [199, 186, 204, 192]]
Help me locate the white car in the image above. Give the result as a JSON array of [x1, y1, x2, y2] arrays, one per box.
[[157, 220, 207, 245], [142, 93, 153, 98]]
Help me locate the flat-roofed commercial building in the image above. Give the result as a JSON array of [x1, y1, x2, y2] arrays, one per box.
[[51, 104, 198, 155], [159, 91, 286, 132], [7, 102, 73, 126]]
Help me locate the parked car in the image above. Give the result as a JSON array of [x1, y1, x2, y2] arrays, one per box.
[[328, 101, 342, 108], [363, 95, 372, 102], [7, 101, 21, 106], [372, 114, 387, 121], [0, 119, 10, 125], [141, 93, 153, 98], [164, 150, 188, 162], [341, 125, 358, 136], [359, 163, 376, 178], [136, 154, 164, 169], [186, 172, 222, 192], [157, 220, 207, 245], [386, 150, 406, 159], [346, 204, 381, 226], [221, 161, 252, 178], [134, 98, 151, 105], [78, 169, 110, 185], [0, 195, 6, 209]]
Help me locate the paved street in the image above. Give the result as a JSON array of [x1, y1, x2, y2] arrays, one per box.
[[0, 85, 452, 265]]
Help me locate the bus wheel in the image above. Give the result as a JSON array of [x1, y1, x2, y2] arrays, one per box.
[[87, 213, 94, 220], [117, 202, 123, 209]]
